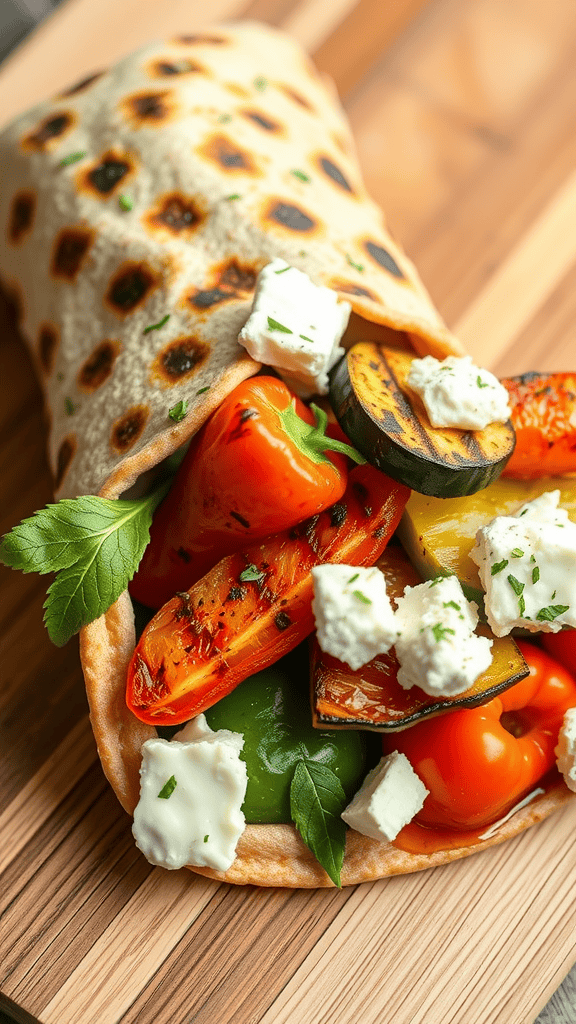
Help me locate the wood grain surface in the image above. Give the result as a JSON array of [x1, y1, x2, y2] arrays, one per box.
[[1, 1, 576, 1023]]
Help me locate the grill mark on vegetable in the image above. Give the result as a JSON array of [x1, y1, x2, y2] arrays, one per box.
[[228, 408, 258, 442], [329, 502, 347, 527], [230, 510, 250, 528], [177, 547, 191, 562], [378, 350, 440, 460], [275, 611, 292, 631], [174, 592, 194, 620], [226, 586, 246, 602]]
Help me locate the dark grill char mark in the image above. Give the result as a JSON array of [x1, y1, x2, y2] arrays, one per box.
[[78, 340, 119, 391], [274, 612, 292, 631], [38, 324, 58, 374], [160, 337, 208, 380], [329, 502, 347, 528], [191, 287, 233, 309], [25, 112, 74, 149], [202, 134, 255, 171], [230, 510, 250, 528], [8, 191, 35, 244], [364, 241, 404, 279], [154, 59, 202, 75], [106, 263, 156, 313], [266, 200, 316, 233], [337, 283, 378, 301], [88, 159, 130, 194], [51, 228, 93, 281], [55, 436, 76, 489], [148, 194, 203, 234], [60, 72, 104, 96], [319, 156, 353, 192], [242, 110, 281, 132], [218, 260, 257, 291], [129, 92, 170, 120], [110, 405, 149, 453]]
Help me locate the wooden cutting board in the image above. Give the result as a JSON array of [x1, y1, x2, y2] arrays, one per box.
[[2, 1, 576, 1022]]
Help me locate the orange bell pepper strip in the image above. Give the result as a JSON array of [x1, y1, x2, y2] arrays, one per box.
[[385, 641, 576, 830], [129, 376, 365, 609], [501, 371, 576, 478], [127, 464, 410, 725]]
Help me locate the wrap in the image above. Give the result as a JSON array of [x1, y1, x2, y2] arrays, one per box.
[[2, 21, 569, 886]]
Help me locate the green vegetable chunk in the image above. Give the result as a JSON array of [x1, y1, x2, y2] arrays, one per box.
[[205, 645, 369, 824]]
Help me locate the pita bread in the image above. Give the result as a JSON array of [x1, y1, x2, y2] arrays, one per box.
[[0, 21, 461, 502], [4, 22, 567, 887]]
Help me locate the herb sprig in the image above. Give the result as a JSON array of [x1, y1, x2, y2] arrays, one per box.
[[290, 759, 347, 887]]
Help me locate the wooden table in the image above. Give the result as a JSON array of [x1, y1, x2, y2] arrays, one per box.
[[2, 1, 576, 1022]]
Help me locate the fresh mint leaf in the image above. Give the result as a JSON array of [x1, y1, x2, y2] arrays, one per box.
[[507, 574, 524, 597], [0, 481, 170, 646], [491, 558, 508, 576], [536, 604, 570, 622], [431, 623, 456, 643], [290, 759, 347, 887], [239, 564, 265, 583], [169, 399, 189, 422], [532, 565, 540, 584]]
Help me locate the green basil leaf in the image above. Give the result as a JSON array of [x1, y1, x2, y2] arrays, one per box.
[[0, 482, 170, 646], [290, 758, 347, 887]]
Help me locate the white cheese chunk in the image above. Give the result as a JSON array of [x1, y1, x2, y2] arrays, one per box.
[[407, 354, 511, 430], [470, 490, 576, 636], [312, 563, 397, 670], [341, 751, 429, 842], [132, 724, 247, 872], [238, 258, 350, 395], [555, 707, 576, 792], [394, 576, 493, 695]]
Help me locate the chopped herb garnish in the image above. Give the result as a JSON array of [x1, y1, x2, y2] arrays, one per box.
[[158, 775, 177, 799], [530, 554, 536, 563], [196, 386, 210, 395], [143, 314, 170, 335], [60, 151, 86, 167], [118, 194, 133, 211], [507, 574, 524, 597], [168, 399, 189, 423], [204, 834, 209, 843], [64, 397, 76, 416], [428, 576, 446, 587], [552, 590, 557, 600], [476, 376, 489, 388], [218, 113, 232, 123], [225, 194, 241, 201], [275, 266, 290, 274], [239, 564, 265, 583], [298, 250, 307, 257], [346, 254, 364, 273], [299, 334, 314, 343], [267, 316, 292, 334], [56, 372, 64, 382], [519, 509, 528, 516], [443, 600, 460, 611], [536, 604, 569, 622], [254, 76, 267, 91], [518, 595, 526, 617], [347, 573, 360, 585], [532, 566, 540, 584], [352, 589, 371, 604], [491, 559, 509, 576], [291, 169, 310, 182], [511, 548, 524, 558], [432, 623, 456, 643]]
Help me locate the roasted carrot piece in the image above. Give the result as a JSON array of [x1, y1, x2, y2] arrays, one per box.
[[127, 465, 409, 724], [501, 371, 576, 478]]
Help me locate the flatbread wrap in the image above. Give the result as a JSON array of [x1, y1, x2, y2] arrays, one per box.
[[1, 21, 574, 887]]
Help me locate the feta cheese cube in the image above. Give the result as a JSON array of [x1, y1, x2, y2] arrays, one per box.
[[312, 563, 397, 670], [394, 575, 493, 695], [341, 751, 429, 842], [238, 258, 350, 395], [555, 707, 576, 792], [407, 354, 511, 430], [132, 724, 247, 872], [470, 490, 576, 636]]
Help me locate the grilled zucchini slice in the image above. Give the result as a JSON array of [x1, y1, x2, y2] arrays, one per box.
[[329, 342, 515, 497]]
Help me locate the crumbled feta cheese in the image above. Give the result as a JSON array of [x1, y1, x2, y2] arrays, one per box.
[[555, 707, 576, 792], [341, 751, 429, 842], [407, 354, 511, 430], [393, 576, 493, 695], [312, 563, 397, 670], [470, 490, 576, 636], [238, 258, 350, 395], [132, 722, 247, 872]]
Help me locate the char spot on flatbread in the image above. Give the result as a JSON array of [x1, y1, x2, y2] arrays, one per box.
[[78, 340, 121, 391], [155, 336, 209, 382], [177, 34, 228, 45], [219, 259, 257, 291], [8, 190, 36, 244], [51, 228, 94, 281], [146, 193, 204, 235], [105, 262, 158, 315], [124, 91, 173, 124], [150, 58, 205, 77], [84, 154, 132, 195], [265, 199, 317, 233], [55, 435, 76, 488], [188, 258, 257, 310], [189, 287, 235, 310], [335, 281, 379, 301], [59, 71, 104, 97], [111, 405, 149, 453], [38, 323, 59, 374], [279, 85, 314, 112], [24, 112, 75, 150], [241, 110, 282, 134], [364, 241, 404, 279], [200, 134, 258, 174], [318, 156, 353, 194]]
